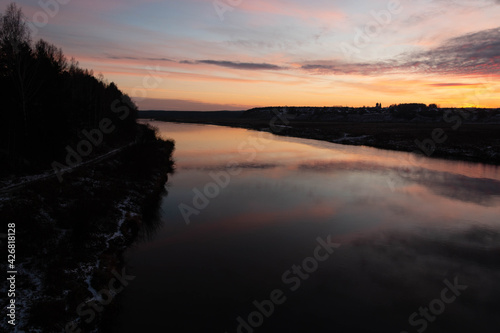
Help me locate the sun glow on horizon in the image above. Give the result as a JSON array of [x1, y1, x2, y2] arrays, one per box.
[[13, 0, 500, 110]]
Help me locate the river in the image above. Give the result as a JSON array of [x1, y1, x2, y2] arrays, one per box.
[[111, 121, 500, 333]]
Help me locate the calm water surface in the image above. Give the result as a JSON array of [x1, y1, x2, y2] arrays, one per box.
[[112, 121, 500, 333]]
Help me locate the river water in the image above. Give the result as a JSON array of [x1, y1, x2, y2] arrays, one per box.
[[112, 121, 500, 333]]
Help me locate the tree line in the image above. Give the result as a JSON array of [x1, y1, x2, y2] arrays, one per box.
[[0, 3, 138, 175]]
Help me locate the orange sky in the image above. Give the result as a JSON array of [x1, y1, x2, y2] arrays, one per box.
[[11, 0, 500, 110]]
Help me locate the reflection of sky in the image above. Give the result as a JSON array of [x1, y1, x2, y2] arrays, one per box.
[[151, 121, 500, 245], [116, 122, 500, 333]]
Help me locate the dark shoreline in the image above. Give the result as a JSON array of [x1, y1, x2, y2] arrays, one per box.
[[0, 125, 175, 332], [139, 110, 500, 166]]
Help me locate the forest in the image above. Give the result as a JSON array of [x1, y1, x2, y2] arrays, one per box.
[[0, 3, 138, 176]]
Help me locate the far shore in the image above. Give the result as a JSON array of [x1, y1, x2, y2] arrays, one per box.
[[138, 109, 500, 165]]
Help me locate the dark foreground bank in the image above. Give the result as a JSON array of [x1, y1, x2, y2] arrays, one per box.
[[0, 124, 175, 332], [139, 108, 500, 165]]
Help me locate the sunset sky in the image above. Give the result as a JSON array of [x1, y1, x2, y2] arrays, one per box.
[[11, 0, 500, 110]]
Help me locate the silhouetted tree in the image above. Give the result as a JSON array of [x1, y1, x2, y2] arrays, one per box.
[[0, 3, 34, 160], [0, 3, 139, 175]]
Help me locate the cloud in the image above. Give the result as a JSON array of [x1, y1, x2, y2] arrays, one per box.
[[104, 54, 173, 62], [301, 26, 500, 77], [405, 26, 500, 75], [427, 83, 478, 87], [301, 61, 397, 75], [181, 60, 286, 70], [181, 163, 280, 171]]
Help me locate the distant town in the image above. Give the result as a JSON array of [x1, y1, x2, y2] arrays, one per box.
[[140, 103, 500, 165], [244, 104, 500, 123]]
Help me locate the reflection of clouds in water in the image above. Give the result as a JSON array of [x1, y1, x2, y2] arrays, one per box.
[[298, 160, 500, 206], [411, 171, 500, 206], [350, 225, 500, 267], [298, 160, 385, 173], [310, 225, 500, 332], [249, 179, 315, 197], [125, 123, 500, 332], [179, 163, 281, 171]]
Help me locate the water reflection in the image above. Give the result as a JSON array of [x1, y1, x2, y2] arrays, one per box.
[[113, 122, 500, 333], [297, 160, 500, 205]]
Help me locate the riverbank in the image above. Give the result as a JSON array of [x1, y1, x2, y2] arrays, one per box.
[[92, 121, 500, 333], [139, 110, 500, 165], [0, 124, 175, 332]]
